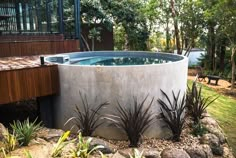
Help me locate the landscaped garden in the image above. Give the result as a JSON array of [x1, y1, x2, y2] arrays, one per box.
[[0, 80, 235, 158], [188, 79, 236, 156], [1, 0, 236, 158]]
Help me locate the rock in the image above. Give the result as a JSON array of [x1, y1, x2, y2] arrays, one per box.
[[119, 148, 133, 158], [9, 143, 53, 158], [144, 150, 160, 158], [112, 151, 126, 158], [90, 137, 116, 154], [200, 134, 223, 156], [36, 127, 64, 142], [201, 144, 213, 158], [185, 145, 214, 158], [211, 145, 224, 156], [185, 146, 208, 158], [207, 127, 226, 144], [0, 123, 7, 141], [201, 117, 218, 128], [200, 134, 219, 147], [223, 146, 235, 158], [161, 148, 190, 158]]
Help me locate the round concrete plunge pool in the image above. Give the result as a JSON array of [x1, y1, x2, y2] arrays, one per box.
[[46, 51, 188, 139]]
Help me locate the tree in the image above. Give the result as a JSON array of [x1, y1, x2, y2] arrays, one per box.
[[216, 0, 236, 89], [170, 0, 181, 54], [101, 0, 152, 50]]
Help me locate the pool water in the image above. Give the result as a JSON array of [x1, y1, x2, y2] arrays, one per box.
[[71, 56, 171, 66]]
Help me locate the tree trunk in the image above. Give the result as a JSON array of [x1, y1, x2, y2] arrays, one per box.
[[166, 17, 170, 51], [219, 44, 226, 72], [170, 0, 181, 54], [92, 38, 95, 51], [207, 23, 216, 71], [231, 47, 235, 90], [124, 33, 129, 50]]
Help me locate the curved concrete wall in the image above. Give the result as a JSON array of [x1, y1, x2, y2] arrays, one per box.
[[52, 52, 188, 139]]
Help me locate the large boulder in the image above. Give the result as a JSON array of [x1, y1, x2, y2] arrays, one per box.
[[36, 127, 64, 142], [161, 148, 190, 158], [9, 143, 53, 158], [90, 137, 116, 154], [144, 149, 161, 158], [201, 117, 219, 128], [200, 133, 223, 156], [185, 145, 213, 158]]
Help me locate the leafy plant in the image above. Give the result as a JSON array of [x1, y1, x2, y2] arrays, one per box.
[[191, 122, 208, 137], [51, 131, 71, 158], [187, 82, 218, 124], [129, 149, 144, 158], [157, 90, 186, 142], [2, 129, 17, 153], [106, 95, 155, 147], [24, 150, 33, 158], [70, 132, 104, 158], [65, 92, 109, 136], [10, 118, 42, 146]]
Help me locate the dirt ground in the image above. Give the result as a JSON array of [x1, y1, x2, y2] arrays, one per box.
[[188, 75, 236, 99]]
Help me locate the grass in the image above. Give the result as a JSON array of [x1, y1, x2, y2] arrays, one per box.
[[188, 80, 236, 155]]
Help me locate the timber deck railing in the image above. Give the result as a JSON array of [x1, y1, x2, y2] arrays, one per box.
[[0, 34, 80, 57]]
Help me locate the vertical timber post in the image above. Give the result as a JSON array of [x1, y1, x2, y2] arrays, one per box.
[[74, 0, 80, 40], [22, 2, 27, 31], [46, 0, 52, 32], [36, 0, 42, 32], [57, 0, 64, 34], [37, 96, 54, 128], [15, 1, 21, 32], [29, 0, 34, 31]]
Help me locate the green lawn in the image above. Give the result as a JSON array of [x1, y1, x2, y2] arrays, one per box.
[[188, 80, 236, 155]]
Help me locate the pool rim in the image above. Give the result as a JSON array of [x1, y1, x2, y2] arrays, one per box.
[[45, 51, 188, 68]]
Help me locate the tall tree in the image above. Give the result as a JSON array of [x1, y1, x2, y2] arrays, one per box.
[[216, 0, 236, 89], [170, 0, 181, 54]]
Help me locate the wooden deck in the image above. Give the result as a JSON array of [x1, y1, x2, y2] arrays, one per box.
[[0, 57, 59, 105]]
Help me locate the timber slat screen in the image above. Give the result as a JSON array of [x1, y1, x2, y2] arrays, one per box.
[[0, 65, 59, 105], [0, 34, 80, 57]]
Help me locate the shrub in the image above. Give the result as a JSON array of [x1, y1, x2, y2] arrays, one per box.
[[106, 95, 155, 147], [65, 92, 109, 136], [51, 131, 71, 157], [191, 122, 208, 137], [70, 132, 104, 158], [157, 90, 186, 142], [10, 118, 42, 146], [187, 82, 218, 124], [2, 129, 17, 153]]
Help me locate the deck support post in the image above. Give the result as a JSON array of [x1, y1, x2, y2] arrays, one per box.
[[37, 96, 54, 128]]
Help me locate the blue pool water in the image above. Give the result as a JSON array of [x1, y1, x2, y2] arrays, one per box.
[[71, 56, 171, 66]]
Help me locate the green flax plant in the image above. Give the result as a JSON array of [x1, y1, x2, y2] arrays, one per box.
[[157, 90, 186, 142], [106, 95, 155, 147], [10, 118, 42, 146], [65, 92, 109, 136]]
